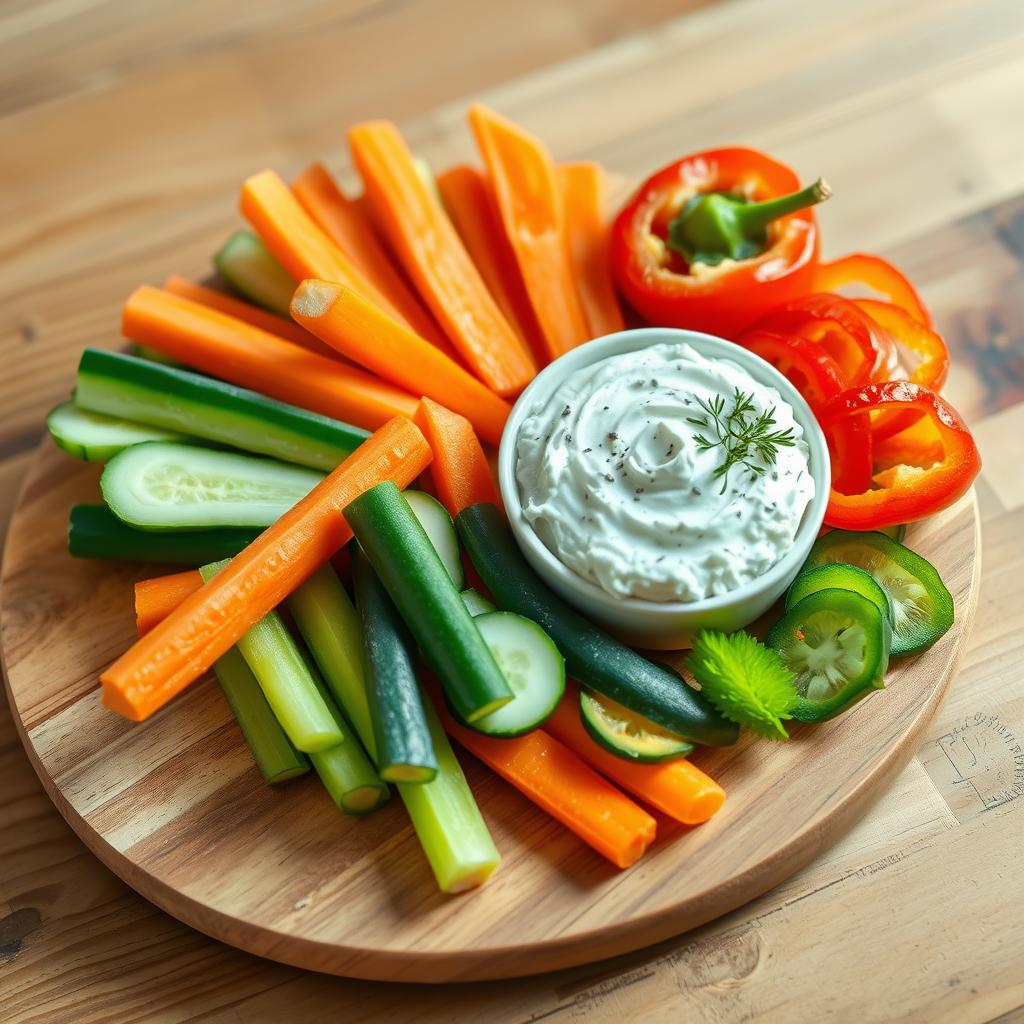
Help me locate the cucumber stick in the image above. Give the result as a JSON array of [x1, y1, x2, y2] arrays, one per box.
[[345, 482, 513, 723], [352, 546, 438, 783], [76, 348, 368, 472], [214, 230, 296, 316], [456, 502, 738, 747], [48, 400, 189, 462], [461, 589, 496, 617], [288, 563, 498, 892], [404, 491, 465, 588], [68, 504, 260, 563], [102, 442, 323, 530], [200, 560, 341, 752], [212, 647, 310, 783]]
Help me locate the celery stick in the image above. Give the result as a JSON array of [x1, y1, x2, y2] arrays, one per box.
[[307, 666, 389, 815], [213, 647, 310, 784], [289, 563, 500, 891], [200, 560, 342, 753]]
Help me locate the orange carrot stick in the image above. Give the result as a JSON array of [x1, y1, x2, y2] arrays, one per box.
[[101, 416, 431, 721], [545, 684, 726, 826], [438, 702, 656, 869], [240, 169, 418, 332], [436, 165, 546, 363], [135, 569, 203, 637], [413, 397, 500, 517], [348, 121, 536, 398], [122, 285, 418, 431], [468, 104, 590, 363], [291, 162, 455, 358], [162, 274, 335, 357], [291, 279, 511, 447], [558, 163, 624, 339]]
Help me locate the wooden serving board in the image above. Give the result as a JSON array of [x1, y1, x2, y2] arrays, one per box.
[[0, 438, 979, 982]]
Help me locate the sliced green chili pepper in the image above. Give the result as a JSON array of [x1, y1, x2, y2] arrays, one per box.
[[766, 588, 890, 723], [787, 563, 893, 625]]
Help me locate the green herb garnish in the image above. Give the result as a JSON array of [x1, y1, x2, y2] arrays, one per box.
[[687, 387, 797, 494], [686, 629, 798, 740]]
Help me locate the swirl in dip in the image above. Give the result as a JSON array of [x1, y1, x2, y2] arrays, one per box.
[[514, 342, 814, 602]]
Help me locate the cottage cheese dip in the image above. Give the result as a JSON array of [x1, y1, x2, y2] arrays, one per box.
[[514, 342, 815, 602]]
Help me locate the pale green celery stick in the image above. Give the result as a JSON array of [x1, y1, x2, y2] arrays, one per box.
[[200, 560, 342, 753], [214, 230, 296, 316], [289, 563, 500, 892], [213, 647, 309, 784], [307, 665, 389, 815]]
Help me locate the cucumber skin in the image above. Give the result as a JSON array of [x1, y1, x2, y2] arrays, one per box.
[[68, 504, 258, 563], [351, 545, 438, 783], [344, 483, 513, 724], [76, 348, 368, 472], [456, 502, 738, 747]]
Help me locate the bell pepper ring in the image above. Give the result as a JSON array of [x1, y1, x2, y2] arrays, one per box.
[[737, 330, 845, 411], [611, 148, 827, 337], [814, 253, 932, 329], [820, 381, 981, 530]]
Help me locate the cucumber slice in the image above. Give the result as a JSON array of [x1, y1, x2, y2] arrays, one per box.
[[803, 530, 952, 656], [77, 348, 368, 472], [580, 690, 694, 763], [457, 612, 565, 737], [787, 563, 893, 624], [214, 230, 296, 316], [404, 491, 464, 589], [767, 588, 890, 722], [461, 589, 496, 617], [47, 400, 189, 462], [101, 442, 323, 530]]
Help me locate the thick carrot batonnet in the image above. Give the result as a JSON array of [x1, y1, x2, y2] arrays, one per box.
[[349, 121, 536, 398], [558, 163, 624, 340], [438, 702, 656, 869], [102, 416, 431, 721], [468, 104, 590, 363], [135, 569, 203, 637], [122, 285, 418, 431], [413, 398, 499, 517], [545, 684, 726, 826], [240, 169, 416, 332], [436, 165, 545, 364], [162, 275, 334, 357], [291, 162, 454, 357], [291, 279, 511, 447]]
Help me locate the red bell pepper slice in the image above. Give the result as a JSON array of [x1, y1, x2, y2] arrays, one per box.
[[820, 381, 980, 530], [737, 331, 845, 411], [610, 148, 821, 337], [814, 253, 932, 328]]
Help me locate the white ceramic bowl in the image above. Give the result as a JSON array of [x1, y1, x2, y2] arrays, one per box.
[[498, 327, 831, 649]]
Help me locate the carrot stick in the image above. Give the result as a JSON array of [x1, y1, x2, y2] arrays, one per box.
[[291, 162, 455, 358], [558, 163, 624, 339], [240, 169, 419, 333], [413, 398, 500, 517], [348, 121, 536, 398], [101, 416, 431, 721], [162, 274, 335, 357], [122, 285, 418, 431], [438, 701, 656, 869], [468, 104, 590, 363], [135, 569, 203, 637], [291, 279, 511, 447], [436, 165, 546, 364], [545, 684, 726, 826]]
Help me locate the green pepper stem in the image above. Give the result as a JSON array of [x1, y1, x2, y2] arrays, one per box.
[[734, 178, 831, 235]]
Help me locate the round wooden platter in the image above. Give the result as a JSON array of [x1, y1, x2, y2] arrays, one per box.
[[0, 439, 980, 983]]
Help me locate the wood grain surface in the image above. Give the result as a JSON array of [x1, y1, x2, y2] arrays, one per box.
[[2, 0, 1024, 1018]]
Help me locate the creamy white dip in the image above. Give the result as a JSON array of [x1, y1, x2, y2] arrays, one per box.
[[515, 342, 814, 602]]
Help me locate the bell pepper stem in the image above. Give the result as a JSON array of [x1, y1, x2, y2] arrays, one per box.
[[735, 178, 832, 235]]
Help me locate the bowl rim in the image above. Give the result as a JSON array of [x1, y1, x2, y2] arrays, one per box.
[[497, 326, 832, 617]]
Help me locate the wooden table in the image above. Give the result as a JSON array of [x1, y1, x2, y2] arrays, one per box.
[[2, 0, 1023, 1019]]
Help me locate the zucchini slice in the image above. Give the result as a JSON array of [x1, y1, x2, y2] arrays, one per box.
[[47, 400, 188, 462], [580, 689, 694, 763], [404, 490, 465, 589]]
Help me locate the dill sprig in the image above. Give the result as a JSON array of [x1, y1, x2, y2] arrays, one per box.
[[687, 387, 797, 494]]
